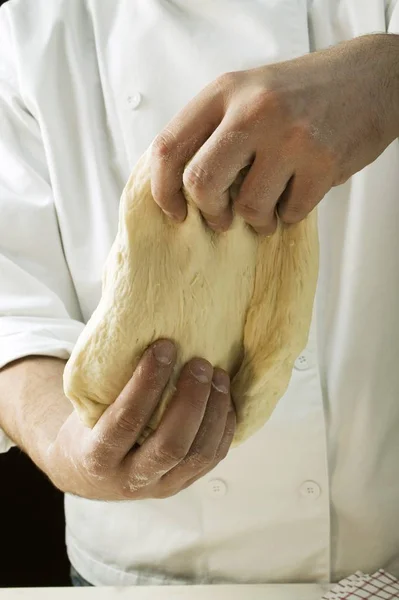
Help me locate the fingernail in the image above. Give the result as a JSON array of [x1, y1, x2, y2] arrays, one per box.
[[211, 370, 230, 394], [152, 340, 176, 365], [189, 359, 212, 384]]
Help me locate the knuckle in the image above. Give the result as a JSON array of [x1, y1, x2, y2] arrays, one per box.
[[235, 199, 273, 231], [152, 130, 177, 162], [280, 201, 309, 224], [115, 411, 140, 434], [214, 71, 238, 94], [154, 441, 187, 465], [111, 403, 149, 435], [235, 198, 262, 220], [187, 451, 214, 470], [250, 87, 285, 118], [183, 163, 210, 196]]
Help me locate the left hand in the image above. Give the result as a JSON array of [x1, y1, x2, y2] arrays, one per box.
[[151, 34, 399, 234]]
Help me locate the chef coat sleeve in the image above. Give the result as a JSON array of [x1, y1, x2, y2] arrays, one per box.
[[308, 0, 399, 50], [0, 6, 85, 452], [387, 0, 399, 31]]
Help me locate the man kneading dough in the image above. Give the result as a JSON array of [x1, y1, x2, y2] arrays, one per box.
[[1, 0, 399, 587]]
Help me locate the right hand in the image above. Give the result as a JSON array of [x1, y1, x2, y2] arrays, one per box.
[[45, 340, 236, 500]]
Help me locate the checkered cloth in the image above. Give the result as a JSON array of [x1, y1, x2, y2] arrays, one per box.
[[322, 570, 399, 599]]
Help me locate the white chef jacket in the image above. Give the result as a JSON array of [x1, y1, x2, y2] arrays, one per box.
[[1, 0, 399, 587]]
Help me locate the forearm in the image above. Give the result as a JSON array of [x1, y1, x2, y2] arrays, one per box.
[[0, 357, 72, 471], [363, 33, 399, 143]]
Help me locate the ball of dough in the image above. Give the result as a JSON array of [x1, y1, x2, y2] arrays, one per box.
[[63, 148, 318, 446]]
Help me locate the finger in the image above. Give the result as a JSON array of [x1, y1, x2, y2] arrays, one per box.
[[277, 171, 328, 224], [234, 153, 292, 235], [160, 369, 231, 489], [87, 340, 176, 467], [128, 358, 214, 480], [151, 83, 225, 222], [180, 403, 236, 492], [182, 121, 254, 232], [213, 404, 236, 462]]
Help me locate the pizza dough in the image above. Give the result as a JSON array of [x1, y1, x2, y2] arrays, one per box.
[[63, 148, 318, 446]]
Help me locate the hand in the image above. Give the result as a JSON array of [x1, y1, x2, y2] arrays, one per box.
[[151, 34, 399, 234], [45, 340, 235, 500]]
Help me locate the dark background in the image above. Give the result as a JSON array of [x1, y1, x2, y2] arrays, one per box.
[[0, 449, 70, 587], [0, 0, 70, 587]]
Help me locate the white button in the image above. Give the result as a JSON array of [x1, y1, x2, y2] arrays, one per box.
[[300, 480, 321, 499], [294, 353, 310, 371], [127, 92, 142, 109], [208, 479, 227, 497]]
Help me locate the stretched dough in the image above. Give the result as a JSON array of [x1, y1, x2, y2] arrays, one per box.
[[63, 148, 318, 446]]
